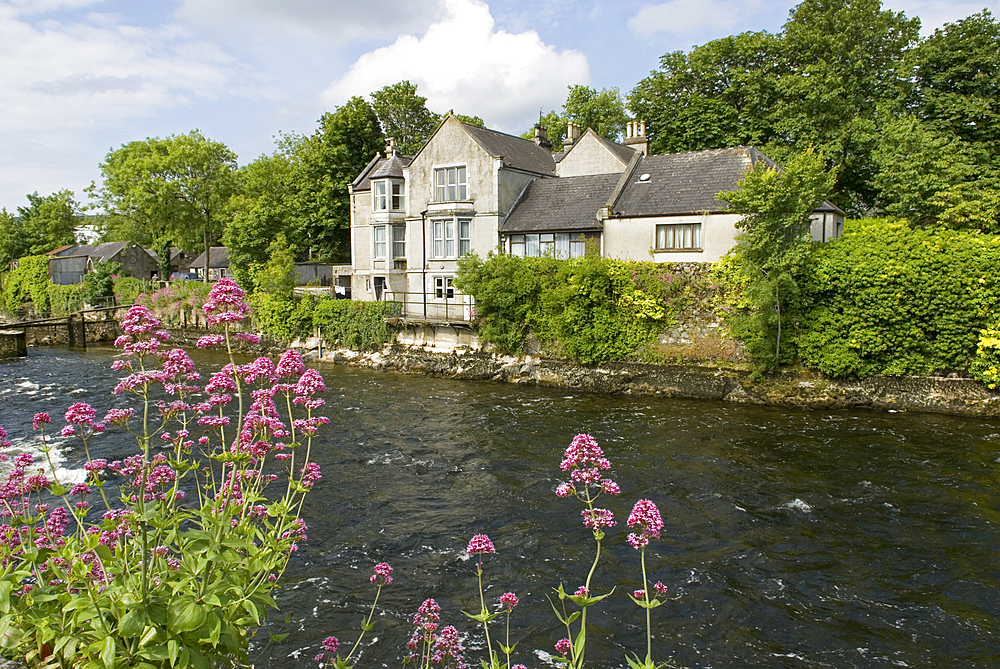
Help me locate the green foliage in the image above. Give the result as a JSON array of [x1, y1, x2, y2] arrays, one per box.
[[0, 191, 80, 268], [717, 148, 836, 370], [312, 299, 401, 350], [370, 81, 439, 155], [455, 253, 705, 362], [113, 275, 155, 306], [3, 255, 50, 315], [46, 282, 84, 316], [798, 218, 1000, 377], [81, 261, 122, 306], [525, 85, 628, 149], [971, 327, 1000, 389], [88, 130, 238, 257], [250, 294, 314, 342], [137, 281, 213, 326], [250, 233, 297, 299]]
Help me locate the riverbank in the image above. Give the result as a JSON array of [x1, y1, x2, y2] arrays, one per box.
[[317, 343, 1000, 418]]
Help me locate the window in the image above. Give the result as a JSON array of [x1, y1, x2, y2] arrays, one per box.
[[392, 182, 405, 211], [373, 181, 387, 211], [435, 166, 467, 202], [392, 226, 405, 258], [374, 225, 387, 259], [510, 232, 586, 259], [432, 218, 472, 258], [434, 276, 454, 299], [655, 223, 701, 251]]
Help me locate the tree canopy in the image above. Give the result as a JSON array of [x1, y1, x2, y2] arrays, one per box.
[[89, 131, 238, 278], [0, 190, 80, 267], [525, 84, 629, 151], [370, 81, 439, 155]]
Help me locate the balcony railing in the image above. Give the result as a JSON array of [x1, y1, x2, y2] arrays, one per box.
[[381, 291, 474, 323]]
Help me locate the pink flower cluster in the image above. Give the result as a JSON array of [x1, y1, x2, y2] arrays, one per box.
[[581, 507, 616, 531], [627, 499, 663, 550], [202, 278, 250, 327], [313, 635, 340, 664], [371, 561, 393, 585], [466, 533, 495, 555], [499, 591, 518, 610], [406, 598, 467, 669], [555, 434, 620, 504]]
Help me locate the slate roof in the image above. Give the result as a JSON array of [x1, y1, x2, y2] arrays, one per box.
[[611, 147, 771, 216], [352, 153, 413, 193], [189, 246, 230, 268], [462, 123, 556, 176], [499, 174, 620, 233]]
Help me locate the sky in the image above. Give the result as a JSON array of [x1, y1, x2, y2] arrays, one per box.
[[1, 0, 996, 213]]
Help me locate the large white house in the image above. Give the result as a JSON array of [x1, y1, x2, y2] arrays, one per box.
[[349, 115, 843, 321]]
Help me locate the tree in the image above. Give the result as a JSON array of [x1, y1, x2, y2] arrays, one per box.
[[525, 85, 629, 150], [718, 148, 836, 370], [628, 32, 784, 154], [250, 233, 297, 299], [287, 97, 385, 262], [370, 81, 439, 155], [224, 151, 298, 290], [872, 113, 1000, 230], [0, 191, 80, 267], [89, 130, 239, 280], [905, 10, 1000, 168]]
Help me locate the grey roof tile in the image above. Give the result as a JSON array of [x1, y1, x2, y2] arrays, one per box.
[[500, 173, 620, 232], [462, 123, 556, 175]]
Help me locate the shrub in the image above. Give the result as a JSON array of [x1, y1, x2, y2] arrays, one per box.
[[249, 294, 315, 342], [112, 275, 155, 306], [798, 218, 1000, 377], [46, 282, 85, 316], [80, 261, 121, 306], [3, 255, 50, 315], [312, 299, 400, 350], [138, 281, 213, 326], [971, 327, 1000, 388]]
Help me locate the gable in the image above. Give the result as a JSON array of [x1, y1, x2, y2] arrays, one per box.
[[557, 130, 635, 177]]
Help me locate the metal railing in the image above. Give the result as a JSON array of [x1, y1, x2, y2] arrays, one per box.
[[381, 291, 474, 323]]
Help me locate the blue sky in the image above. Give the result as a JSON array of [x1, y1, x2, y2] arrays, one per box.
[[1, 0, 995, 213]]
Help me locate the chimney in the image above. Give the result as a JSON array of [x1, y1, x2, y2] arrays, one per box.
[[564, 122, 581, 150], [533, 123, 551, 150], [386, 137, 399, 156], [623, 119, 649, 155]]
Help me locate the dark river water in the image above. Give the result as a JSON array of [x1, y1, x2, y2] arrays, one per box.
[[2, 345, 1000, 669]]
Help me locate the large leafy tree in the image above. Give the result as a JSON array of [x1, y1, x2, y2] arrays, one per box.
[[524, 84, 629, 151], [718, 148, 836, 369], [0, 190, 80, 267], [370, 81, 439, 155], [628, 32, 784, 154], [89, 131, 238, 279], [287, 96, 385, 262]]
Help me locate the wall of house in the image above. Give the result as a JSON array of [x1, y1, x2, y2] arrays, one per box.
[[556, 135, 629, 177], [603, 213, 743, 263], [351, 190, 374, 300], [114, 246, 158, 281], [810, 212, 844, 242]]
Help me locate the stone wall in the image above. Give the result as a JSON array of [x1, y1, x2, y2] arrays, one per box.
[[0, 331, 27, 358], [319, 346, 1000, 417]]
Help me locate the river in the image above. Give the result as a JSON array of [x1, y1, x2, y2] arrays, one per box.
[[1, 345, 999, 669]]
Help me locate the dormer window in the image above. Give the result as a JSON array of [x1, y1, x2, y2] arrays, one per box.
[[373, 179, 405, 212], [435, 166, 467, 202]]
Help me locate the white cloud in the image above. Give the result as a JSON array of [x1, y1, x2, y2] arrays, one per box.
[[883, 0, 1000, 34], [626, 0, 762, 38], [320, 0, 589, 133]]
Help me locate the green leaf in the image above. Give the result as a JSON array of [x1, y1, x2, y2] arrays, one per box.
[[119, 608, 145, 637], [168, 598, 207, 633], [167, 639, 180, 666], [100, 636, 115, 669], [0, 581, 10, 614]]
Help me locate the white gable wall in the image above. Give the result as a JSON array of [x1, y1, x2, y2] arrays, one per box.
[[603, 213, 743, 264], [557, 133, 630, 177]]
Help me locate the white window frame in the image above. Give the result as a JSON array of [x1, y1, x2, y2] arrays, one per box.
[[392, 181, 405, 211], [655, 222, 701, 251], [392, 226, 405, 259], [510, 232, 586, 259], [433, 276, 454, 299], [432, 217, 472, 259], [373, 180, 388, 212], [374, 225, 387, 259], [434, 165, 468, 202]]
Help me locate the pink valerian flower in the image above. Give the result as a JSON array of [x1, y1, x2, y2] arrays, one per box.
[[32, 413, 50, 430], [196, 334, 226, 348], [322, 636, 339, 654], [103, 408, 134, 426], [300, 463, 322, 488], [276, 349, 305, 379], [627, 499, 664, 550], [205, 365, 238, 394], [371, 562, 393, 585], [557, 433, 619, 498], [240, 357, 277, 385], [64, 402, 96, 425], [116, 305, 170, 355], [634, 589, 646, 600], [653, 581, 668, 596], [555, 638, 572, 656], [499, 592, 519, 609], [574, 586, 589, 598], [600, 478, 620, 495], [233, 332, 261, 344], [581, 508, 615, 531], [295, 369, 326, 398], [467, 533, 495, 555], [0, 424, 10, 448], [431, 625, 466, 669], [202, 278, 250, 327], [555, 482, 574, 498], [60, 426, 75, 437]]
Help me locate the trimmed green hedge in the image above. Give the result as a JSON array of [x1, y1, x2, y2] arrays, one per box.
[[312, 299, 400, 350]]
